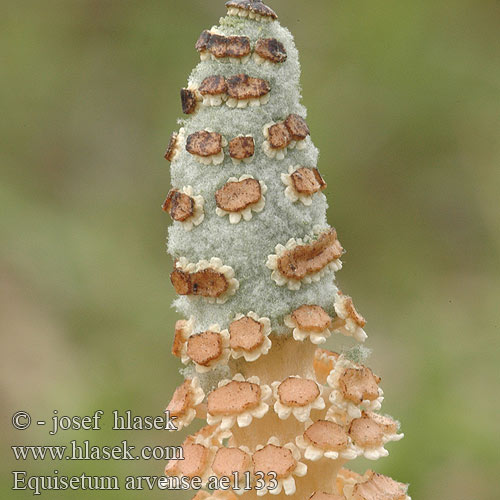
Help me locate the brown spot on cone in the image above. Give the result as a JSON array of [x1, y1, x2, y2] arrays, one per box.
[[181, 88, 198, 114], [215, 178, 262, 213], [252, 444, 296, 479], [162, 189, 195, 222], [226, 74, 270, 100], [268, 122, 291, 150], [339, 367, 381, 404], [212, 447, 252, 477], [304, 420, 349, 451], [284, 114, 310, 141], [278, 377, 320, 407], [199, 76, 228, 96], [208, 381, 261, 416], [187, 331, 223, 366], [291, 168, 326, 195], [277, 229, 343, 281], [229, 136, 255, 159], [364, 411, 399, 435], [349, 413, 386, 448], [207, 34, 251, 59], [166, 379, 192, 417], [352, 471, 408, 500], [177, 441, 209, 478], [255, 38, 287, 63], [171, 268, 229, 298], [291, 305, 332, 332], [170, 269, 192, 295], [186, 131, 223, 157], [229, 316, 264, 351], [195, 30, 212, 52]]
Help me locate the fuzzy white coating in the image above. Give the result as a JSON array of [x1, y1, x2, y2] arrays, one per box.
[[169, 17, 339, 331]]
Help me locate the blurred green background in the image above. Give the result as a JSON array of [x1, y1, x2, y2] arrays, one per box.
[[1, 0, 499, 498]]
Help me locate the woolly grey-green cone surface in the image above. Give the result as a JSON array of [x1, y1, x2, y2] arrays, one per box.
[[163, 2, 410, 499]]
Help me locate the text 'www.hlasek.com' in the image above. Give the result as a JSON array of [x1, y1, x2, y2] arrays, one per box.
[[10, 410, 279, 495]]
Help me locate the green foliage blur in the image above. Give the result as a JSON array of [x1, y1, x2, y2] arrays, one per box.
[[1, 1, 499, 498]]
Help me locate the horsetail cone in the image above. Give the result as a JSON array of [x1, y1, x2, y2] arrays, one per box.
[[163, 1, 410, 498]]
